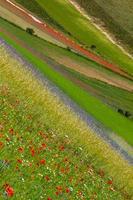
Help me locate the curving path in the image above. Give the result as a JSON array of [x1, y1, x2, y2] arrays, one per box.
[[0, 0, 132, 79]]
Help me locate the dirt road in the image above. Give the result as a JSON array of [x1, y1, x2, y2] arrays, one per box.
[[0, 0, 131, 79]]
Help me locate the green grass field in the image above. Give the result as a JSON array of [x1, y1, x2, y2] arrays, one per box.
[[75, 0, 133, 53], [0, 46, 133, 199], [0, 30, 133, 146], [15, 0, 133, 76], [57, 66, 133, 117], [0, 17, 133, 118]]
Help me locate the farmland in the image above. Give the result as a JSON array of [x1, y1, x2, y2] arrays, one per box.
[[0, 0, 133, 199], [14, 0, 133, 75], [0, 25, 133, 146], [74, 0, 133, 53], [0, 43, 133, 199]]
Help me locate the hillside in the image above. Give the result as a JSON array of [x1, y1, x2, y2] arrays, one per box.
[[0, 41, 133, 199], [14, 0, 133, 75], [74, 0, 133, 53], [0, 0, 133, 199]]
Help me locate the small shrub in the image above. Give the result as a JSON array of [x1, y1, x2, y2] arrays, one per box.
[[26, 28, 35, 35], [66, 46, 71, 51], [90, 44, 96, 50]]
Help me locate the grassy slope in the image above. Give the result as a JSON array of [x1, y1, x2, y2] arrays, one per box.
[[0, 46, 133, 199], [0, 17, 133, 116], [13, 0, 68, 34], [0, 31, 133, 146], [75, 0, 133, 53], [15, 0, 133, 75]]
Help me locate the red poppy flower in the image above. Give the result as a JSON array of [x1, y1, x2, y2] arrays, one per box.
[[30, 148, 35, 156], [56, 186, 62, 191], [59, 145, 65, 151], [18, 147, 24, 153], [107, 180, 113, 185], [47, 198, 52, 200], [66, 188, 70, 193], [17, 159, 22, 164], [5, 185, 14, 197], [42, 143, 47, 149], [45, 175, 50, 181], [40, 159, 46, 165], [9, 128, 14, 135], [55, 191, 59, 196]]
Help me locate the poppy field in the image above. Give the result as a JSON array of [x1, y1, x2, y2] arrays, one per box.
[[0, 41, 133, 199]]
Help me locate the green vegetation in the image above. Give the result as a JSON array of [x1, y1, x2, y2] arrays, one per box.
[[14, 0, 68, 34], [26, 27, 35, 35], [58, 66, 133, 117], [0, 30, 133, 146], [75, 0, 133, 53], [0, 47, 133, 199], [1, 16, 129, 78], [1, 16, 132, 113], [15, 0, 133, 75]]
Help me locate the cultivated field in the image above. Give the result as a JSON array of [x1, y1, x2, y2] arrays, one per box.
[[0, 1, 133, 199], [14, 0, 133, 75], [1, 29, 133, 146], [0, 17, 133, 146], [74, 0, 133, 53], [0, 43, 133, 199]]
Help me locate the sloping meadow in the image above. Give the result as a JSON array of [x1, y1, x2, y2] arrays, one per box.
[[0, 40, 133, 199]]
